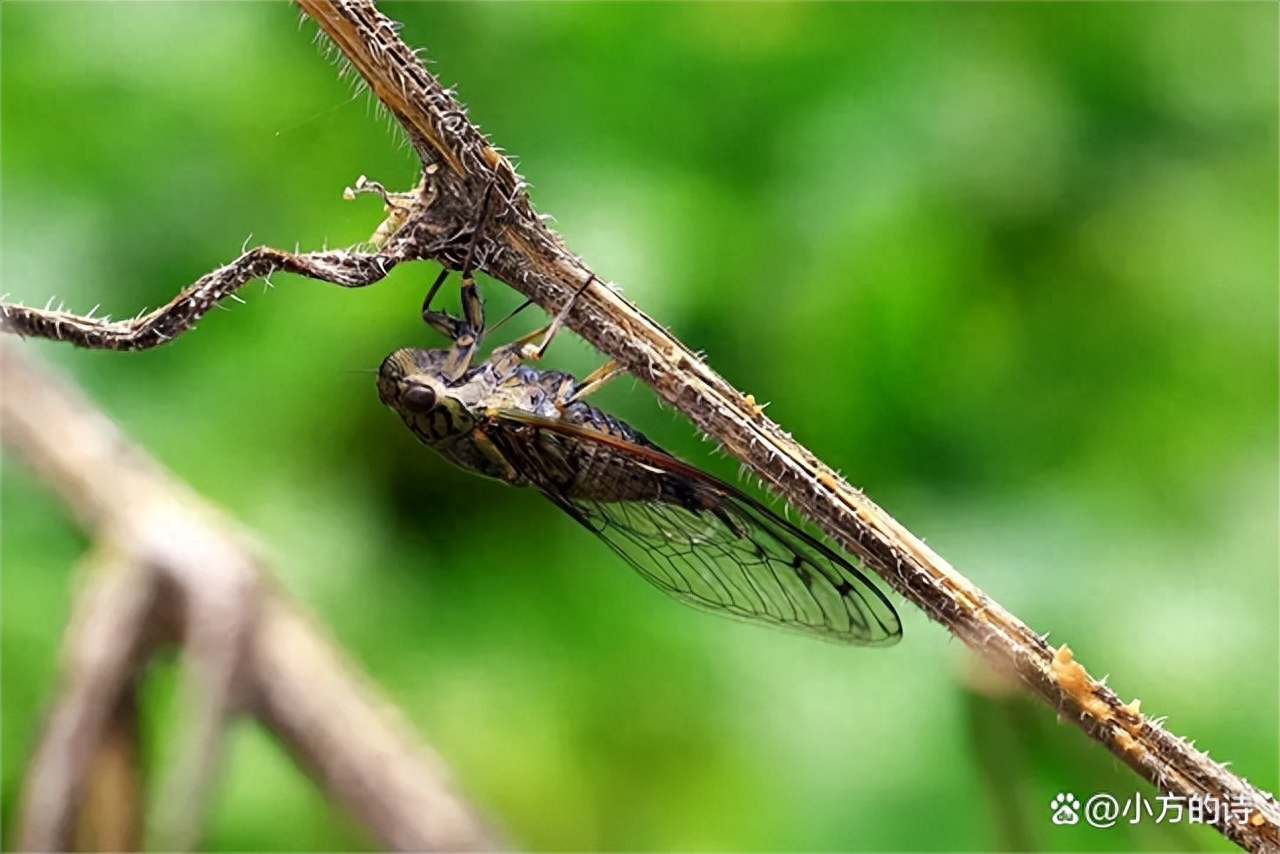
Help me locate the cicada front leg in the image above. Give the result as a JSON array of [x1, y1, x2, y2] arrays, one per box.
[[422, 267, 487, 381], [421, 184, 497, 381], [485, 274, 605, 375]]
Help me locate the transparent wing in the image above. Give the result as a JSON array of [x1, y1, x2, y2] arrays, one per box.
[[483, 412, 902, 646]]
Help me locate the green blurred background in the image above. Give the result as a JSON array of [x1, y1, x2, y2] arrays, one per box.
[[2, 2, 1276, 850]]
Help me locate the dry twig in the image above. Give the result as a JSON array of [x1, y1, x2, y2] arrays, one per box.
[[2, 344, 499, 851], [2, 1, 1276, 850]]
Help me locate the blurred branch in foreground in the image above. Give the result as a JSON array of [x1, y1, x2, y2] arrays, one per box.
[[2, 343, 499, 851], [0, 0, 1276, 850]]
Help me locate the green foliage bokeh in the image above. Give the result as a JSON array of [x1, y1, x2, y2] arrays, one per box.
[[2, 3, 1276, 851]]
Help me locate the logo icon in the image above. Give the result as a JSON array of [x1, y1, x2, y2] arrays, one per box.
[[1051, 792, 1082, 825]]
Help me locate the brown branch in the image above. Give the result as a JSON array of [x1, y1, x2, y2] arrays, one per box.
[[0, 246, 415, 351], [249, 593, 494, 853], [14, 545, 157, 852], [73, 688, 142, 852], [2, 1, 1276, 850], [150, 541, 259, 852], [2, 343, 500, 852], [294, 5, 1280, 850]]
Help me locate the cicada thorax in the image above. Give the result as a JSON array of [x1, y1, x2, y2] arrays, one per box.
[[384, 352, 707, 502], [477, 365, 716, 509]]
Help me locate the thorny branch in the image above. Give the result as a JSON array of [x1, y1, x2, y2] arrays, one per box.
[[2, 345, 499, 851], [2, 0, 1276, 850]]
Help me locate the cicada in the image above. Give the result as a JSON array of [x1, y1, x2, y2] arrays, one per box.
[[377, 259, 901, 646]]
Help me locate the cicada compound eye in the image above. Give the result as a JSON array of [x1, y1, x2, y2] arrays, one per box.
[[400, 384, 437, 414]]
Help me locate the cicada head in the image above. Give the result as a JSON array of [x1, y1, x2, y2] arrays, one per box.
[[377, 347, 478, 445]]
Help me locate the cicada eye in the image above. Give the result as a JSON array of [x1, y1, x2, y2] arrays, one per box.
[[401, 385, 437, 414]]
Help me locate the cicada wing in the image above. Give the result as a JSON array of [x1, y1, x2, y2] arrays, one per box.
[[482, 410, 902, 646]]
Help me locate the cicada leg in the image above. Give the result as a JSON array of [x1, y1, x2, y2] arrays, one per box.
[[420, 268, 464, 339], [567, 358, 624, 403], [487, 274, 600, 374], [433, 273, 486, 381], [423, 184, 496, 380]]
